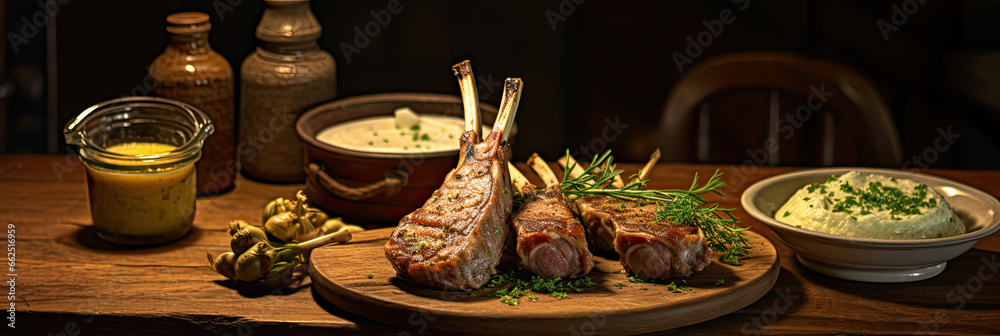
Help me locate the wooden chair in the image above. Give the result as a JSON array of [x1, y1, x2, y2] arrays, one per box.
[[655, 52, 903, 167]]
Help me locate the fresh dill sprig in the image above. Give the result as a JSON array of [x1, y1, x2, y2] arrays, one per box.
[[559, 149, 751, 265]]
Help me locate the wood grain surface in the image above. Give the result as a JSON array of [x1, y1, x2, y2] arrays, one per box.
[[310, 228, 779, 335], [2, 154, 999, 335]]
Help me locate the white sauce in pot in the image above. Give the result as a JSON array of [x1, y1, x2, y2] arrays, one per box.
[[314, 107, 491, 154]]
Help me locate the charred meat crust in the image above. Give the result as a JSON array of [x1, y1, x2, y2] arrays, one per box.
[[384, 132, 512, 290], [510, 184, 594, 278]]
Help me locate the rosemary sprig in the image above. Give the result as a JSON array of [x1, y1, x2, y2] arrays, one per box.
[[559, 150, 751, 265]]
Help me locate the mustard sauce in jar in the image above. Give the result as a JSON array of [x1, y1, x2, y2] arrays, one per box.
[[85, 143, 197, 244], [65, 97, 213, 245]]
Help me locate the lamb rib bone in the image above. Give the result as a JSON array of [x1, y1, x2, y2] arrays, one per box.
[[637, 149, 661, 181], [508, 162, 534, 195], [452, 60, 482, 142], [495, 78, 521, 142], [527, 153, 560, 186]]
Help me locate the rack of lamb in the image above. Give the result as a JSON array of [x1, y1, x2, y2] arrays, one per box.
[[384, 61, 522, 290]]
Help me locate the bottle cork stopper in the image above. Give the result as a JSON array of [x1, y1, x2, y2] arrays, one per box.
[[166, 12, 212, 34], [167, 12, 210, 25]]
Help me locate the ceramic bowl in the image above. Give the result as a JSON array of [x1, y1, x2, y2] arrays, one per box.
[[296, 93, 515, 224], [741, 167, 1000, 283]]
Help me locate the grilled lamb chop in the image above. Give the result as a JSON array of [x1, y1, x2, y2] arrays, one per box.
[[563, 151, 713, 281], [507, 156, 594, 278], [384, 61, 522, 290]]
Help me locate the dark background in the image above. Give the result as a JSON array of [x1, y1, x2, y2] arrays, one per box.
[[3, 0, 1000, 169]]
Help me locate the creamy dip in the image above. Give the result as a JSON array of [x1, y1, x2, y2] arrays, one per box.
[[775, 171, 964, 239], [316, 107, 490, 154]]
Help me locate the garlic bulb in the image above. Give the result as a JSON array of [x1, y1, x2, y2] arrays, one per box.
[[227, 220, 252, 236], [264, 212, 299, 242], [231, 225, 269, 256], [263, 197, 295, 224], [234, 242, 273, 282], [207, 252, 237, 279], [304, 207, 329, 227]]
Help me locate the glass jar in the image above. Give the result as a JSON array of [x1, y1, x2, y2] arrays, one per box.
[[64, 97, 214, 245], [150, 12, 236, 196]]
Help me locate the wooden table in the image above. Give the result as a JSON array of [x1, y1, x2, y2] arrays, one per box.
[[2, 154, 998, 335]]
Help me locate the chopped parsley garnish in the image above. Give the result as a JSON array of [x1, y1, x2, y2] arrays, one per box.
[[806, 183, 821, 193], [783, 211, 791, 217], [614, 283, 627, 289], [626, 275, 646, 283], [455, 174, 463, 180], [373, 131, 378, 136], [714, 278, 725, 286], [382, 138, 388, 143], [410, 125, 421, 131], [421, 134, 430, 141], [367, 141, 373, 145], [802, 197, 811, 201], [477, 269, 597, 306], [813, 176, 937, 220], [367, 273, 373, 279], [665, 282, 692, 292]]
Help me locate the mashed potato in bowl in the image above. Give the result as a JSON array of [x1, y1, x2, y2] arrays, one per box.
[[775, 171, 965, 239]]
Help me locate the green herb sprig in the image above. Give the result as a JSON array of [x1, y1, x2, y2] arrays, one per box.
[[557, 150, 751, 265]]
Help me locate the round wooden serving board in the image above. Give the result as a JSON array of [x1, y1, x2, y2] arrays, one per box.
[[310, 228, 779, 335]]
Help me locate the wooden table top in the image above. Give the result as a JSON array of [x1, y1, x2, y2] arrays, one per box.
[[2, 154, 998, 335]]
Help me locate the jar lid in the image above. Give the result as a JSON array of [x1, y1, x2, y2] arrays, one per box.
[[166, 12, 212, 34]]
